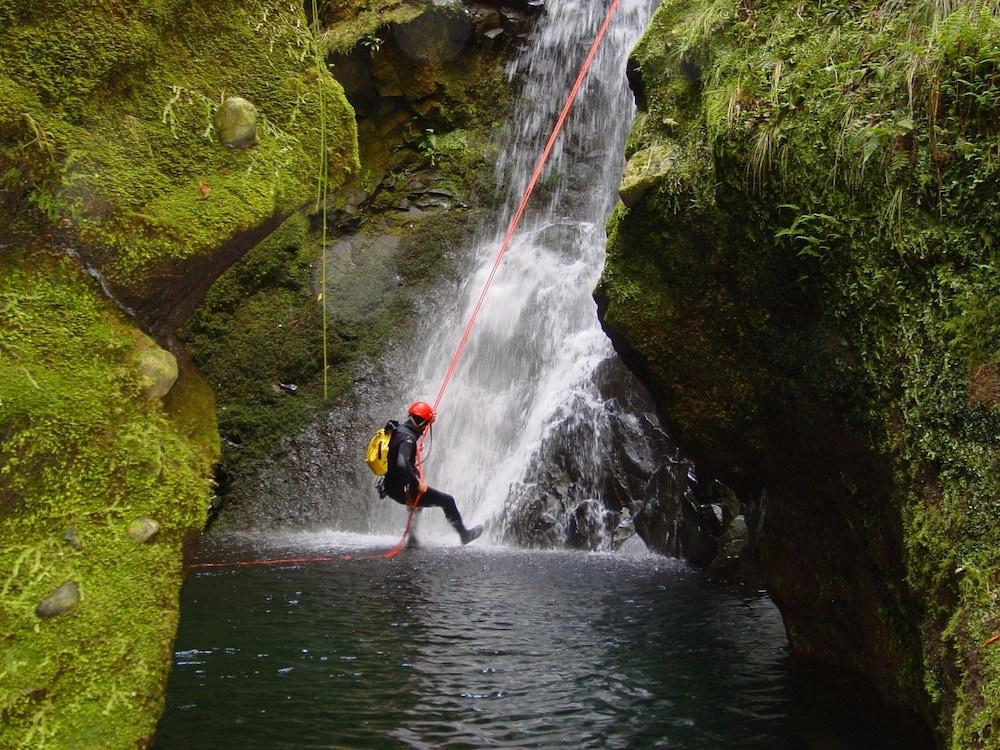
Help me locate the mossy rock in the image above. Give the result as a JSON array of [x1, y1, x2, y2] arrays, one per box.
[[619, 143, 675, 208], [35, 581, 81, 619], [214, 96, 258, 148], [600, 1, 1000, 746], [133, 335, 179, 401], [0, 247, 218, 748], [0, 0, 359, 318]]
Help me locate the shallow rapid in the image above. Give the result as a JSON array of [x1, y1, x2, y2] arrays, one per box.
[[156, 535, 907, 749]]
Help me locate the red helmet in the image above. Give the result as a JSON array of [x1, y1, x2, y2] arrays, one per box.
[[408, 401, 435, 424]]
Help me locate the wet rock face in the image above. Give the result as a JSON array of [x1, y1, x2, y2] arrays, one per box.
[[214, 359, 391, 531], [329, 1, 535, 129], [393, 9, 474, 63], [498, 356, 690, 552]]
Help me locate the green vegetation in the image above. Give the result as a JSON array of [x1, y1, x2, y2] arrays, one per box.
[[181, 7, 514, 489], [600, 1, 999, 745], [0, 249, 218, 748], [0, 0, 358, 292], [0, 1, 362, 746]]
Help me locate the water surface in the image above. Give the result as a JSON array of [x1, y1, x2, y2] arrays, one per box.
[[156, 533, 907, 749]]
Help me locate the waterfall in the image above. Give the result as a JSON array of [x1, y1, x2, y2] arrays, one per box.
[[216, 0, 686, 547], [369, 0, 678, 547]]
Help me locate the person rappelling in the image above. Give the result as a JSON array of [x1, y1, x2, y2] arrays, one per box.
[[368, 401, 483, 545]]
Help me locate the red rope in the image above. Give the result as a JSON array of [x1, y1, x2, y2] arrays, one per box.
[[190, 0, 623, 571], [432, 0, 623, 414]]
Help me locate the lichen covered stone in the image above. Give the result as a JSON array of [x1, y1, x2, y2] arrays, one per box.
[[618, 144, 674, 208], [214, 96, 258, 149]]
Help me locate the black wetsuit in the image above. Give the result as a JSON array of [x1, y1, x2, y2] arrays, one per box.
[[383, 418, 467, 534]]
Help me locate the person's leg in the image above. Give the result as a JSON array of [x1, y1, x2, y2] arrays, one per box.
[[418, 488, 483, 544], [418, 487, 465, 532]]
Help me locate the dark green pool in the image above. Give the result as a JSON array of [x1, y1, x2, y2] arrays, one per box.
[[154, 533, 911, 749]]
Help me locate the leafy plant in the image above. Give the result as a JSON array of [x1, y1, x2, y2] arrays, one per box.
[[360, 33, 383, 55], [418, 128, 440, 166]]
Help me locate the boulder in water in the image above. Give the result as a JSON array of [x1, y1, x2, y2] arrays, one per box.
[[215, 96, 258, 149], [36, 581, 81, 618]]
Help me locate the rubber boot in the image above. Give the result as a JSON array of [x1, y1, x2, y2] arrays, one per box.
[[460, 525, 483, 545]]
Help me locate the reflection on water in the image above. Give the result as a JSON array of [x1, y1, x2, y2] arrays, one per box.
[[155, 533, 909, 749]]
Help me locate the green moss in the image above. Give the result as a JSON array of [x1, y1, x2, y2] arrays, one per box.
[[178, 9, 513, 487], [0, 0, 358, 291], [316, 0, 425, 55], [0, 247, 218, 749], [0, 2, 376, 745], [601, 1, 1000, 744]]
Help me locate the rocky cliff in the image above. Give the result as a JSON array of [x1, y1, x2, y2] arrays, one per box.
[[1, 0, 536, 744], [0, 1, 356, 745], [598, 1, 999, 746]]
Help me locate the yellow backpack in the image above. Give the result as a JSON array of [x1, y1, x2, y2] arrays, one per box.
[[365, 420, 397, 476]]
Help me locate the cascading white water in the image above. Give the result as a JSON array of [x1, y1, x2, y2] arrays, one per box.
[[370, 0, 662, 543]]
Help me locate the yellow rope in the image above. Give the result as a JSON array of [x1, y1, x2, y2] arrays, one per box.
[[310, 0, 330, 400]]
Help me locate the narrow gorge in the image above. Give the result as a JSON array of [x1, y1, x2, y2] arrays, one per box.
[[1, 1, 997, 748]]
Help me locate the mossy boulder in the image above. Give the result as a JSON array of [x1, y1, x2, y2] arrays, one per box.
[[133, 336, 179, 401], [599, 2, 999, 746], [0, 248, 219, 748]]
